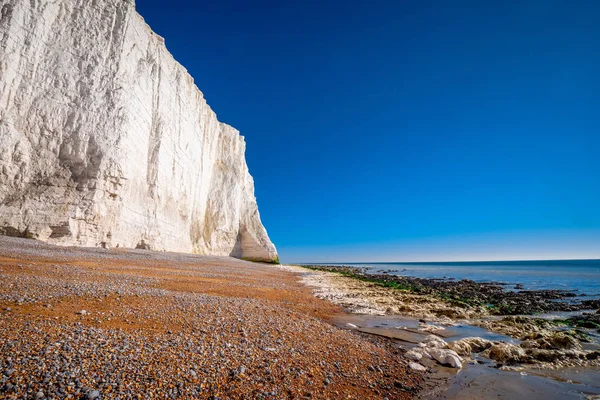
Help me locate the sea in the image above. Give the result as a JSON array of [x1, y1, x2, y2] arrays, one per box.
[[313, 259, 600, 297]]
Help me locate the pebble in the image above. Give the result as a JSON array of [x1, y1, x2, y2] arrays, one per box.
[[0, 235, 424, 399], [409, 362, 427, 371]]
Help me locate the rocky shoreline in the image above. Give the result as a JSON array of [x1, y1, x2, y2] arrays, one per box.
[[302, 265, 600, 316], [294, 265, 600, 372]]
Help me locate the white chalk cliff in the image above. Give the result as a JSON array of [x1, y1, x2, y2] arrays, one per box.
[[0, 0, 278, 262]]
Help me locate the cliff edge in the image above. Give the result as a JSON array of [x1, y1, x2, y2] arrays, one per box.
[[0, 0, 278, 262]]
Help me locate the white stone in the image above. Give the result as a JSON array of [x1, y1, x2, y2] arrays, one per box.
[[428, 348, 463, 369], [419, 323, 445, 333], [423, 334, 447, 349], [447, 337, 493, 356], [0, 0, 277, 262], [404, 349, 423, 361], [408, 362, 427, 372]]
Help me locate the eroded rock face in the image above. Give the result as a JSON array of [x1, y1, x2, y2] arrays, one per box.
[[0, 0, 277, 262]]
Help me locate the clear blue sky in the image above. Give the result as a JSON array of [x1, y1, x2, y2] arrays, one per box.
[[136, 0, 600, 263]]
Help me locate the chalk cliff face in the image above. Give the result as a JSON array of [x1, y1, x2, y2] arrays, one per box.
[[0, 0, 278, 262]]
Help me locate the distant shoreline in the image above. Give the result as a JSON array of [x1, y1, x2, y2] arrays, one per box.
[[299, 258, 600, 265]]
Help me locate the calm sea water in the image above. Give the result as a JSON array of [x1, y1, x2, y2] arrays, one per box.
[[319, 260, 600, 296]]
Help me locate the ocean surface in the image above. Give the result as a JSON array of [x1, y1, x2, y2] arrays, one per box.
[[315, 259, 600, 297]]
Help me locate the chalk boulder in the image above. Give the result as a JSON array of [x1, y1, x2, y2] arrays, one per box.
[[447, 337, 493, 356]]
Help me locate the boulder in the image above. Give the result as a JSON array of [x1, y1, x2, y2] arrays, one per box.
[[528, 332, 583, 351], [525, 349, 587, 362], [519, 340, 540, 349], [421, 334, 447, 349], [544, 332, 582, 350], [428, 348, 463, 368], [408, 362, 428, 372], [483, 343, 526, 364], [404, 349, 423, 361], [447, 337, 492, 356]]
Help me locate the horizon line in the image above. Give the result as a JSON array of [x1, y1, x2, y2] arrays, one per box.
[[290, 257, 600, 264]]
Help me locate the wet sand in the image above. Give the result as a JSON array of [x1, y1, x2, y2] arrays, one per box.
[[329, 313, 600, 399], [0, 236, 422, 399]]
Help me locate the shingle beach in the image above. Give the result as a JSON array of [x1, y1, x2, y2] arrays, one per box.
[[0, 236, 421, 399]]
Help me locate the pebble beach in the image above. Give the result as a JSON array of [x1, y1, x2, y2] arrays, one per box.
[[0, 236, 422, 399]]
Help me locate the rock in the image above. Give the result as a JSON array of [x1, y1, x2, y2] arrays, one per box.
[[526, 349, 563, 362], [596, 309, 600, 314], [393, 380, 409, 390], [35, 391, 44, 399], [346, 323, 359, 329], [86, 390, 100, 400], [543, 332, 582, 350], [428, 348, 463, 368], [499, 365, 524, 372], [519, 340, 540, 349], [404, 349, 423, 361], [447, 337, 492, 356], [77, 310, 88, 315], [523, 331, 583, 351], [408, 362, 427, 372], [411, 334, 460, 366], [526, 348, 587, 362], [421, 335, 447, 349], [586, 351, 600, 360], [0, 0, 278, 263], [419, 323, 445, 333], [483, 343, 526, 364]]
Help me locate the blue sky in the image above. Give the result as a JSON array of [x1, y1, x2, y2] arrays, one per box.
[[136, 0, 600, 262]]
